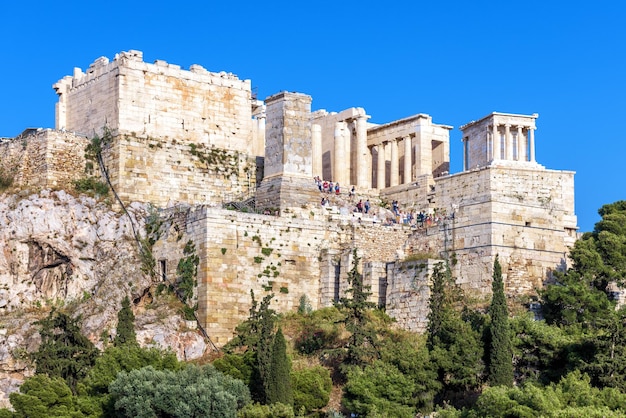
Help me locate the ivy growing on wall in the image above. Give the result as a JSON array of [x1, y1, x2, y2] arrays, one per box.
[[176, 240, 200, 303], [188, 143, 239, 177]]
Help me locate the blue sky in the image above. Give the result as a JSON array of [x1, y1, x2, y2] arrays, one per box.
[[1, 0, 624, 232]]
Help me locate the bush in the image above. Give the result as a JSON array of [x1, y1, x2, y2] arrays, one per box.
[[237, 402, 295, 418], [292, 366, 332, 414], [73, 176, 109, 196]]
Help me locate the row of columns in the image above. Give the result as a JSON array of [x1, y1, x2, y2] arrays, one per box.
[[491, 124, 536, 163], [374, 135, 414, 189], [312, 123, 421, 190]]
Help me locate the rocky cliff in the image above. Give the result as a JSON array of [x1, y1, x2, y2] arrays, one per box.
[[0, 189, 208, 407]]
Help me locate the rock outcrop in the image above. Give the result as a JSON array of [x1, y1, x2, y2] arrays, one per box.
[[0, 189, 208, 407]]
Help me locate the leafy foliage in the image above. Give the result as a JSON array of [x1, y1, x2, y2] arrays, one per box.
[[32, 310, 99, 394], [237, 402, 295, 418], [291, 366, 332, 414], [109, 364, 250, 418], [342, 360, 417, 417], [73, 177, 109, 196], [176, 240, 200, 303], [488, 255, 514, 387], [7, 374, 97, 418], [427, 261, 484, 405]]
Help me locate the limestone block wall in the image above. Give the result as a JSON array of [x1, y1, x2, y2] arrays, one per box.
[[197, 209, 337, 345], [0, 130, 89, 190], [398, 165, 579, 298], [385, 259, 441, 333], [54, 50, 256, 155], [103, 134, 256, 207]]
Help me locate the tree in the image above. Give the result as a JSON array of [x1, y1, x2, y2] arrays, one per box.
[[32, 310, 99, 393], [336, 248, 378, 366], [223, 290, 277, 403], [488, 255, 514, 387], [291, 366, 332, 414], [114, 296, 137, 347], [541, 201, 626, 329], [8, 375, 80, 418], [109, 364, 250, 418], [426, 261, 484, 405], [266, 328, 293, 406], [342, 360, 417, 418]]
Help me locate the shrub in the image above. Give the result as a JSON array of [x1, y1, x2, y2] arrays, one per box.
[[73, 176, 109, 196], [292, 366, 332, 414]]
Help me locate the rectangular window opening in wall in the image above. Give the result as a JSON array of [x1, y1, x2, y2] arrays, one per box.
[[159, 259, 167, 281], [525, 221, 531, 227], [334, 263, 341, 303]]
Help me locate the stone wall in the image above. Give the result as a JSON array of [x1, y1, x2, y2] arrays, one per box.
[[54, 50, 258, 155], [385, 259, 441, 333], [0, 130, 89, 190], [103, 134, 256, 207]]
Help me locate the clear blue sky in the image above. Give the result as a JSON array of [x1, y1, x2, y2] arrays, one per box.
[[1, 0, 624, 232]]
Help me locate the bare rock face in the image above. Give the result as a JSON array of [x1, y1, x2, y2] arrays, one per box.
[[0, 190, 208, 407]]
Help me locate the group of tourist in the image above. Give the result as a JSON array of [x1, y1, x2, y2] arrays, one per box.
[[314, 176, 340, 195], [355, 199, 371, 214]]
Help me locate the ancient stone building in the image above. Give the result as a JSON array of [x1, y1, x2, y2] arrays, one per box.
[[0, 51, 578, 343]]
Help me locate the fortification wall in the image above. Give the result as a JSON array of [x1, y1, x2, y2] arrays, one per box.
[[54, 50, 256, 155], [406, 165, 578, 297], [103, 134, 256, 207], [0, 130, 88, 190], [385, 259, 441, 333]]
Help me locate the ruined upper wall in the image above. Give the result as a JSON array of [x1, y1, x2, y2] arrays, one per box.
[[54, 50, 256, 154], [0, 130, 89, 190]]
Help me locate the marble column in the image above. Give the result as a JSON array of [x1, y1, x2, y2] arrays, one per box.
[[376, 143, 386, 189], [334, 121, 347, 184], [463, 137, 468, 171], [355, 116, 369, 188], [517, 126, 523, 161], [403, 135, 412, 184], [492, 124, 500, 162], [390, 139, 399, 187], [505, 124, 512, 160], [529, 127, 536, 162], [312, 124, 322, 177]]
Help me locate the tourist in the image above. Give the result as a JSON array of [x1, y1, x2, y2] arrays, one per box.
[[364, 199, 370, 214], [335, 182, 340, 195], [356, 199, 363, 213]]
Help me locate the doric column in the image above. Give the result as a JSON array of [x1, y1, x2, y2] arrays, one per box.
[[492, 124, 500, 161], [403, 135, 412, 184], [334, 121, 347, 184], [312, 123, 323, 177], [463, 137, 468, 171], [517, 126, 523, 161], [390, 139, 399, 187], [376, 143, 386, 189], [505, 124, 512, 160], [355, 116, 369, 188], [529, 127, 536, 162]]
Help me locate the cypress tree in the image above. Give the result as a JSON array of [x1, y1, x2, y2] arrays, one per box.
[[488, 255, 514, 386], [114, 296, 137, 347], [267, 328, 293, 406]]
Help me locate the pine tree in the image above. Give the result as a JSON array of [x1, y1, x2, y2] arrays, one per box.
[[267, 328, 293, 406], [336, 248, 378, 366], [488, 255, 514, 387], [114, 296, 137, 347], [32, 309, 99, 393]]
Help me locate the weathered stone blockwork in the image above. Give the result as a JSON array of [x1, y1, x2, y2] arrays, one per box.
[[0, 130, 89, 190], [54, 51, 257, 154], [103, 134, 256, 207]]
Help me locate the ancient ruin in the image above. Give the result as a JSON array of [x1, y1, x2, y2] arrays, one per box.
[[0, 50, 578, 343]]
